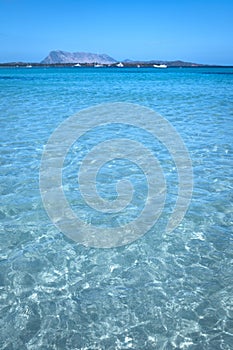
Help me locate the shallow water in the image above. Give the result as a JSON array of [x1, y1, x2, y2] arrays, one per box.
[[0, 67, 233, 349]]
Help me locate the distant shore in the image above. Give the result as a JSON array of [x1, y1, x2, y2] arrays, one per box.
[[0, 62, 233, 68]]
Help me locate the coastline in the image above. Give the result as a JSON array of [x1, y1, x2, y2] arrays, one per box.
[[1, 62, 233, 68]]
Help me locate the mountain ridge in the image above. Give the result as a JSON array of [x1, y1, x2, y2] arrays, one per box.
[[40, 50, 205, 67], [41, 50, 117, 64], [0, 50, 221, 66]]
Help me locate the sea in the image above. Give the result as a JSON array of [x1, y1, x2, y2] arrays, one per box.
[[0, 67, 233, 349]]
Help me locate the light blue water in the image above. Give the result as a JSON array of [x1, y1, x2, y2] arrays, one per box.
[[0, 67, 233, 349]]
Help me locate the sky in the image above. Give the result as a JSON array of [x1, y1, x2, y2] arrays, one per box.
[[0, 0, 233, 65]]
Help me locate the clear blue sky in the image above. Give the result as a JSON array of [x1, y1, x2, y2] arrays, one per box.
[[0, 0, 232, 64]]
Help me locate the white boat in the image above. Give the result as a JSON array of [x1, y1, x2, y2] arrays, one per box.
[[116, 62, 124, 67], [26, 64, 32, 68], [153, 64, 167, 68], [94, 64, 103, 67], [137, 65, 141, 68], [74, 63, 81, 67]]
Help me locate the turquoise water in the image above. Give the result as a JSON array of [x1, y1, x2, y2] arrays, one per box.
[[0, 67, 233, 349]]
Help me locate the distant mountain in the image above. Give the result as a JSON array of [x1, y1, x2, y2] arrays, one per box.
[[121, 59, 202, 67], [41, 50, 117, 64], [123, 58, 134, 63], [0, 51, 209, 67], [146, 60, 202, 67]]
